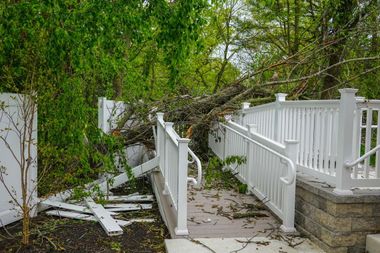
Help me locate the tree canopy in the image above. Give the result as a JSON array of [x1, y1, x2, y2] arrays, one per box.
[[0, 0, 379, 194]]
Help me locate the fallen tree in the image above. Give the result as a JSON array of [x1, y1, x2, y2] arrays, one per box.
[[114, 84, 271, 158]]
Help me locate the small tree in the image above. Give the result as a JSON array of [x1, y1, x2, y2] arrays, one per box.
[[0, 93, 38, 245]]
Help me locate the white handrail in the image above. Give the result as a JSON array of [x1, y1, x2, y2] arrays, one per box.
[[345, 144, 380, 168], [222, 123, 296, 185], [187, 148, 202, 187]]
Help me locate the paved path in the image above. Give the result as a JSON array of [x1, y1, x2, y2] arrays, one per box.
[[187, 187, 281, 238], [183, 187, 325, 252]]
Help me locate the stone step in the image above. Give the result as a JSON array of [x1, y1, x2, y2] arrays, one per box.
[[165, 237, 325, 253], [366, 234, 380, 253]]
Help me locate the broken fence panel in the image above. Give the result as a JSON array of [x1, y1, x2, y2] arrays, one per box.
[[85, 197, 123, 236], [98, 156, 159, 193]]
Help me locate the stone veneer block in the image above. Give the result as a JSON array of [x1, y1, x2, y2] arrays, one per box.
[[295, 174, 380, 253]]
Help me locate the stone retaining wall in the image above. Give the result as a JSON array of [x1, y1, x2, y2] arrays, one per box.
[[295, 175, 380, 253]]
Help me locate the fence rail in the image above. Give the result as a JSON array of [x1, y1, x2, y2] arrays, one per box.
[[209, 121, 298, 232]]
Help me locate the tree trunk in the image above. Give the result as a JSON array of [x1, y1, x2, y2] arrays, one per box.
[[22, 204, 30, 245], [321, 46, 343, 99]]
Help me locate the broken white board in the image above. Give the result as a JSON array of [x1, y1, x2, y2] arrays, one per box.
[[97, 156, 159, 193], [105, 203, 152, 212], [85, 197, 123, 236], [107, 195, 154, 202], [45, 210, 131, 227], [41, 199, 117, 216]]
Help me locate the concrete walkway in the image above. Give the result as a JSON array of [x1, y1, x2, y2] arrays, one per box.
[[187, 188, 281, 238], [165, 237, 324, 253], [182, 186, 325, 252]]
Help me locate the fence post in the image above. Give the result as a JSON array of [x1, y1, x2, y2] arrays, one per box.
[[98, 97, 107, 133], [240, 102, 250, 125], [281, 139, 298, 233], [175, 138, 190, 236], [274, 93, 287, 142], [246, 124, 257, 189], [334, 88, 358, 195]]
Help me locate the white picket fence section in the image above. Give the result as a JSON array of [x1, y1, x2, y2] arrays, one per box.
[[232, 88, 380, 194], [0, 93, 37, 227], [209, 121, 298, 232]]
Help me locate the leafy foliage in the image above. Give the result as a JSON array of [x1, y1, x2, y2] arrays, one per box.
[[204, 155, 247, 190], [0, 0, 207, 194]]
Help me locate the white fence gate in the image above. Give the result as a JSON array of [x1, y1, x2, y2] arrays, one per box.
[[0, 93, 37, 227]]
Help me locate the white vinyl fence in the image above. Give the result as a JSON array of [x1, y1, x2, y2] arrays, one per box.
[[209, 120, 298, 232], [98, 99, 202, 235], [234, 88, 380, 194], [0, 93, 37, 227], [98, 97, 149, 169], [98, 97, 127, 134], [156, 113, 202, 235]]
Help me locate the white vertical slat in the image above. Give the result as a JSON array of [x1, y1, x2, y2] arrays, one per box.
[[286, 108, 291, 141], [330, 109, 338, 173], [311, 109, 316, 169], [314, 109, 321, 170], [292, 108, 297, 142], [364, 109, 373, 178], [267, 150, 273, 204], [326, 109, 333, 174], [299, 108, 306, 166], [319, 109, 326, 172], [305, 108, 311, 168]]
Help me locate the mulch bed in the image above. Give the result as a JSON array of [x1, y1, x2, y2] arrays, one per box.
[[0, 176, 169, 253]]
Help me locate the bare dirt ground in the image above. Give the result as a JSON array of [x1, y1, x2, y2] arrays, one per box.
[[0, 177, 169, 253]]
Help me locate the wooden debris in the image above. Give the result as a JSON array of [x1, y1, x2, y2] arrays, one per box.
[[85, 197, 123, 236], [233, 212, 269, 219]]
